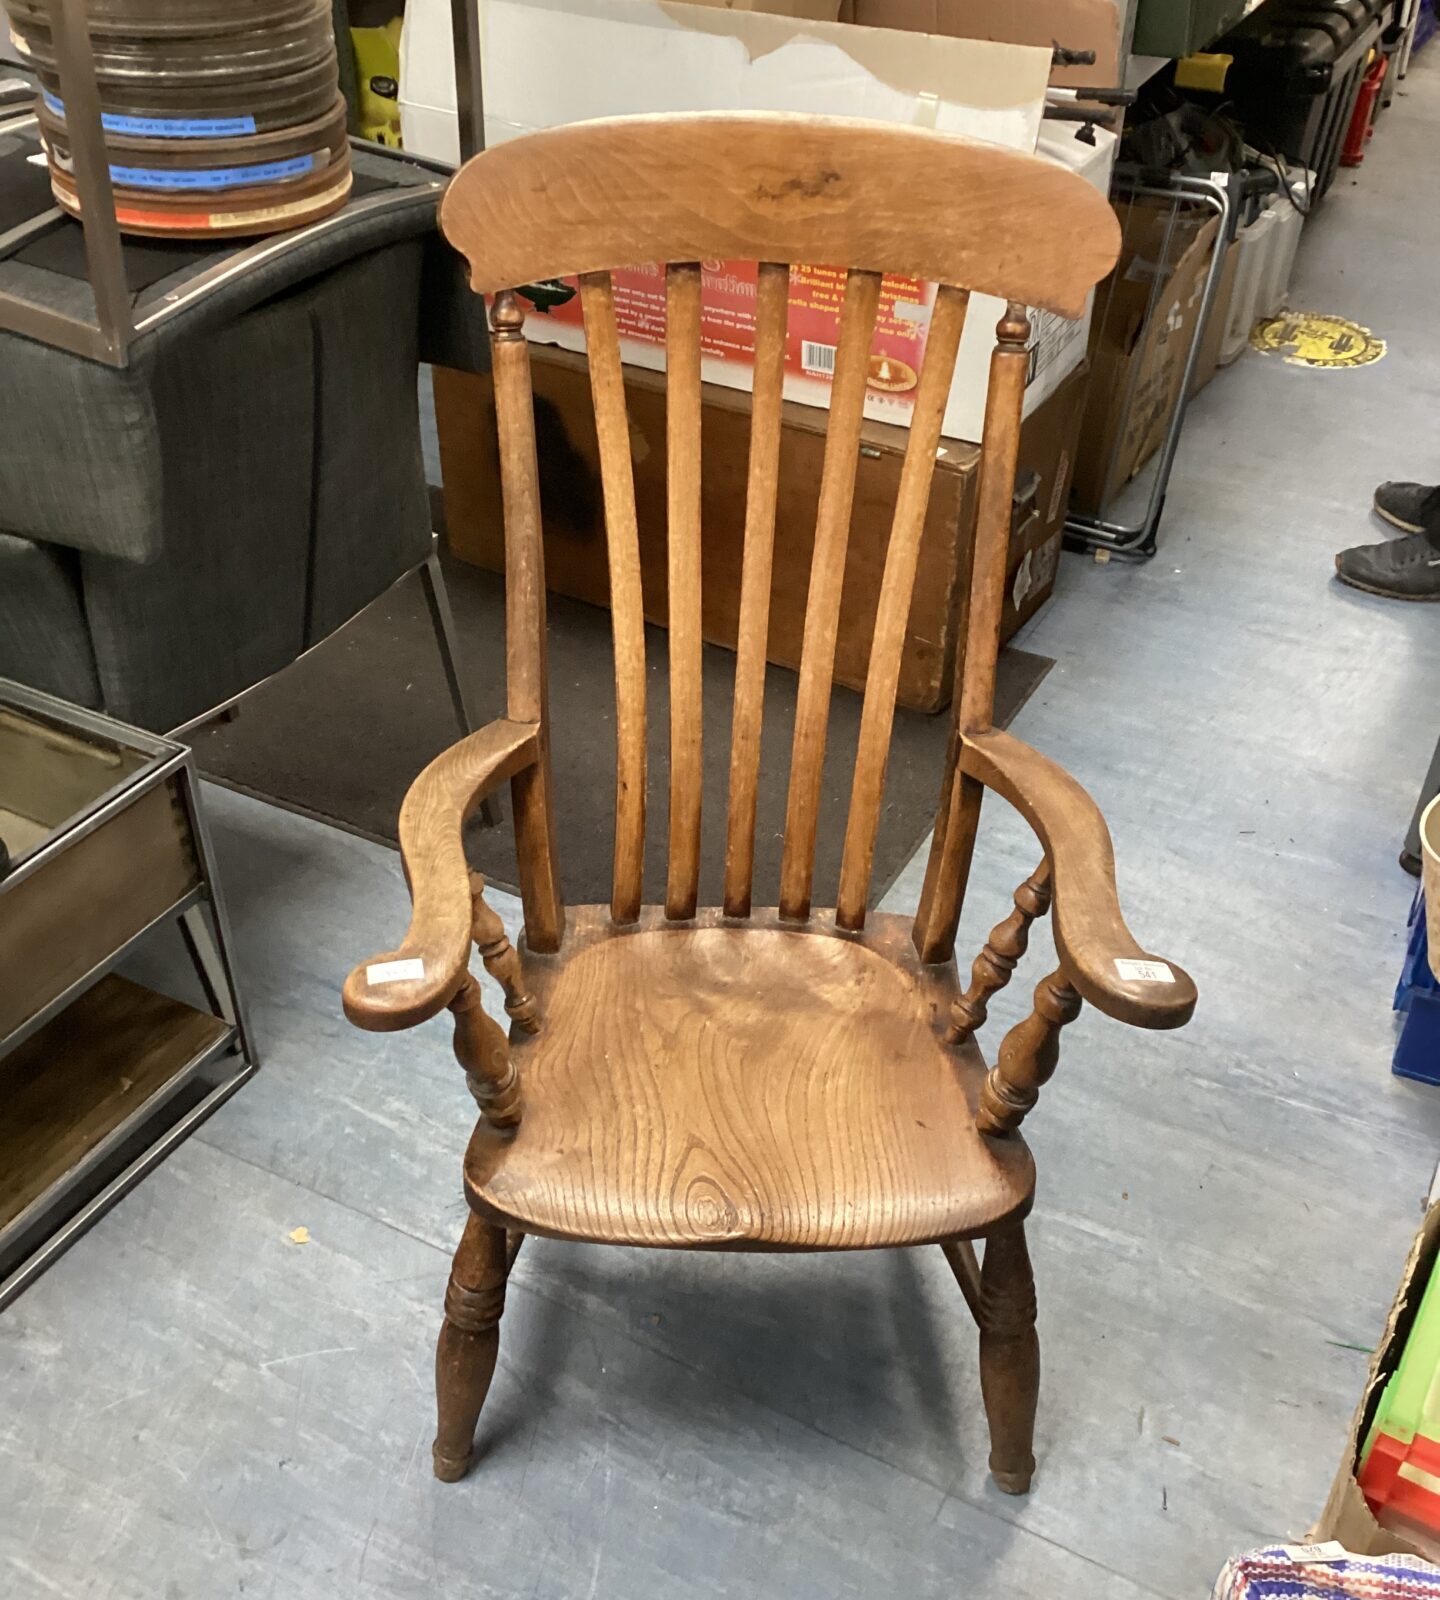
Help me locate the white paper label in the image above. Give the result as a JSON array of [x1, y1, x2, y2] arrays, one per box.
[[1115, 958, 1175, 983], [1280, 1542, 1349, 1566], [366, 958, 426, 985]]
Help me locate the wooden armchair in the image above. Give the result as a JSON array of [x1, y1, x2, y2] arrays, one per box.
[[343, 113, 1197, 1492]]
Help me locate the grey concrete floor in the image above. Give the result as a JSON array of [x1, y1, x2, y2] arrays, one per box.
[[7, 52, 1440, 1600]]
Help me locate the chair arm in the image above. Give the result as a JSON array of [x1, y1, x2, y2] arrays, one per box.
[[342, 718, 541, 1033], [960, 729, 1197, 1029]]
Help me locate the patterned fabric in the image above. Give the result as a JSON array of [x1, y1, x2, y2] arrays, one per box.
[[1213, 1545, 1440, 1600]]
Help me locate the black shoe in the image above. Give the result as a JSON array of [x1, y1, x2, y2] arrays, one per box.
[[1374, 481, 1440, 534], [1335, 531, 1440, 600]]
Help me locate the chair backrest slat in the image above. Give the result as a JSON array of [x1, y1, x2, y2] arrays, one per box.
[[777, 268, 883, 923], [665, 262, 705, 920], [580, 270, 648, 925], [723, 260, 790, 920], [443, 115, 1114, 319], [835, 284, 971, 931]]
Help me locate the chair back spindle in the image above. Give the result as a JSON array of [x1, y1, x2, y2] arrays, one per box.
[[580, 271, 649, 925], [665, 262, 706, 921], [777, 268, 882, 924], [835, 284, 970, 931], [722, 260, 790, 920]]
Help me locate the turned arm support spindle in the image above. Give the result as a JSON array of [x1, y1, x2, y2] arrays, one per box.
[[468, 872, 539, 1034], [948, 860, 1052, 1045], [449, 972, 523, 1128], [449, 873, 538, 1131], [976, 966, 1082, 1135]]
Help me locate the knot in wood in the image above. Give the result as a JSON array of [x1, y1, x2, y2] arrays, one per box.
[[681, 1174, 740, 1239], [444, 1276, 506, 1334]]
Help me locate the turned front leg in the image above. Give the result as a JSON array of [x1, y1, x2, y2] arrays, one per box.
[[449, 973, 522, 1128], [976, 965, 1081, 1135], [948, 861, 1052, 1044], [433, 1214, 510, 1481]]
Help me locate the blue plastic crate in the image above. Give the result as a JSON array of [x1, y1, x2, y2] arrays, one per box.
[[1394, 888, 1440, 1084]]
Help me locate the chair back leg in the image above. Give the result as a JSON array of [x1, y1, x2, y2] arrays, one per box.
[[978, 1223, 1040, 1495]]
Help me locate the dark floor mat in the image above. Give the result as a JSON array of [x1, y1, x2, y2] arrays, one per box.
[[192, 554, 1052, 908]]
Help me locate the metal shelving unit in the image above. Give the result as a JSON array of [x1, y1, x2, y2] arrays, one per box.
[[1064, 170, 1232, 560], [0, 681, 257, 1309]]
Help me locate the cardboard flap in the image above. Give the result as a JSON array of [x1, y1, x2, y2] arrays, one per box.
[[683, 0, 841, 17]]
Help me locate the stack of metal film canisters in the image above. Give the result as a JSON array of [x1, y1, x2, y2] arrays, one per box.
[[5, 0, 352, 238]]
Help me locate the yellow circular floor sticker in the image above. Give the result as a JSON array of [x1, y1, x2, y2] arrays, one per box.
[[1249, 310, 1386, 369]]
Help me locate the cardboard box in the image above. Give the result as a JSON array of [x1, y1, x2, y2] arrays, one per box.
[[436, 348, 1088, 711], [399, 0, 1109, 441], [686, 0, 843, 17], [438, 349, 979, 711], [400, 0, 1046, 165], [1004, 359, 1090, 637], [840, 0, 1136, 88], [1313, 1193, 1440, 1559], [1070, 198, 1220, 513]]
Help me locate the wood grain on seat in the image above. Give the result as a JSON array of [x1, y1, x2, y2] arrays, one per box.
[[464, 908, 1035, 1249]]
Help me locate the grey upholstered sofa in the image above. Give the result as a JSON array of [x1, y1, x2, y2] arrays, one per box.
[[0, 150, 467, 736]]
